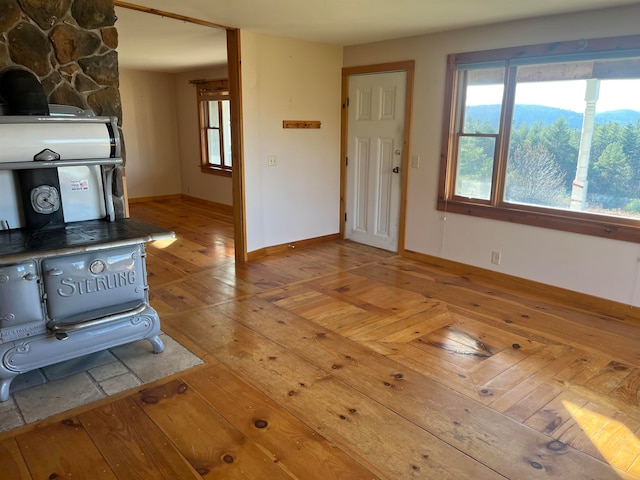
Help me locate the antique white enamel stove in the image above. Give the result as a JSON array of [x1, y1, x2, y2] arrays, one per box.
[[0, 105, 173, 402]]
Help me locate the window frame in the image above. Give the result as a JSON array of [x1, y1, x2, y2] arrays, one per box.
[[438, 34, 640, 243], [197, 78, 232, 177]]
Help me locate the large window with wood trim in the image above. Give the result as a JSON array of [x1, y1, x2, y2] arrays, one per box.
[[197, 79, 232, 176], [439, 35, 640, 242]]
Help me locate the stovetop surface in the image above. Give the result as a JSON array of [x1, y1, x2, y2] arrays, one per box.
[[0, 218, 174, 264]]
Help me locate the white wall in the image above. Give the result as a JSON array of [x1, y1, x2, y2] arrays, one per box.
[[174, 66, 233, 205], [240, 32, 343, 252], [119, 69, 182, 198], [344, 5, 640, 306], [119, 67, 233, 205]]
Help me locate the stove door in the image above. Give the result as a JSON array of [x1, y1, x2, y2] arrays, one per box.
[[0, 261, 44, 342], [42, 244, 147, 321]]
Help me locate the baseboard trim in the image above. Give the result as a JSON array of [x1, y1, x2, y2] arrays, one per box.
[[180, 195, 233, 215], [248, 233, 341, 260], [128, 194, 233, 216], [128, 194, 182, 204], [403, 250, 640, 323], [247, 248, 267, 261]]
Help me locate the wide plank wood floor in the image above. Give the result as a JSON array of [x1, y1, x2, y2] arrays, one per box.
[[2, 197, 640, 479]]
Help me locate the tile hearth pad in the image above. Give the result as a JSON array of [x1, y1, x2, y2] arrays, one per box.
[[0, 332, 203, 432]]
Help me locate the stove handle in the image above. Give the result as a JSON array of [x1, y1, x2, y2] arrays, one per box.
[[47, 302, 148, 334], [104, 166, 116, 222], [23, 272, 39, 281]]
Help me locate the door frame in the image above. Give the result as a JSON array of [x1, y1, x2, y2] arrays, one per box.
[[114, 2, 248, 262], [226, 28, 247, 263], [340, 61, 415, 254]]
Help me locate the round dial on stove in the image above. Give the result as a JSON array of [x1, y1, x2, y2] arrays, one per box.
[[89, 260, 106, 274], [30, 185, 61, 214]]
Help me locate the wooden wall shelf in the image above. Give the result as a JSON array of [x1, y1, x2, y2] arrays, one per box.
[[283, 120, 321, 129]]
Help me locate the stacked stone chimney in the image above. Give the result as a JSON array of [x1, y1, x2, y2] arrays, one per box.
[[0, 0, 121, 122]]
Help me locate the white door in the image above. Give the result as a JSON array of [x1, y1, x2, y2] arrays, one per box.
[[345, 71, 406, 251]]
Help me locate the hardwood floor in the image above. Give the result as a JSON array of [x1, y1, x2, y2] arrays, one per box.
[[2, 197, 640, 479]]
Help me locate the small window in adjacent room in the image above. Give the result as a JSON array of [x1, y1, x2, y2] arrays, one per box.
[[196, 79, 232, 176], [439, 35, 640, 243]]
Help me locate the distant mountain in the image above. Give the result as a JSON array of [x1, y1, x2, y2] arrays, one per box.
[[466, 105, 640, 130], [597, 109, 640, 125]]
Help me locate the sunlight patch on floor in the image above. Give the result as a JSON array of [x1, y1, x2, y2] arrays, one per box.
[[149, 237, 177, 249], [563, 400, 640, 474]]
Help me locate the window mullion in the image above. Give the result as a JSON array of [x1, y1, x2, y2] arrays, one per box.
[[493, 64, 517, 206], [217, 101, 225, 167]]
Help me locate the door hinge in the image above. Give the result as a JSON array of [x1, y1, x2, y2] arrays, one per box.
[[344, 213, 347, 222], [347, 97, 350, 107], [346, 157, 348, 166]]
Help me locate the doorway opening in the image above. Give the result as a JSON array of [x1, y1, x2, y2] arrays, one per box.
[[114, 2, 246, 262]]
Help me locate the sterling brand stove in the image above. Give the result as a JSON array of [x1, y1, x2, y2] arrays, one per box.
[[0, 104, 174, 402]]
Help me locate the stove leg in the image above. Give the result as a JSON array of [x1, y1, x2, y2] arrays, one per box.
[[0, 376, 14, 402], [147, 335, 164, 354]]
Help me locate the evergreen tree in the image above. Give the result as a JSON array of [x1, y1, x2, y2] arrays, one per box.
[[621, 121, 640, 196], [590, 121, 623, 165], [508, 122, 530, 155], [542, 118, 579, 191], [590, 143, 631, 207], [523, 121, 546, 150]]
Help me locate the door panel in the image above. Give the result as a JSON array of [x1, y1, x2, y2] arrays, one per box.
[[354, 137, 370, 233], [357, 87, 372, 120], [377, 137, 394, 238]]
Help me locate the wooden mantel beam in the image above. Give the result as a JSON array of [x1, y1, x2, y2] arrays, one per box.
[[114, 1, 230, 30]]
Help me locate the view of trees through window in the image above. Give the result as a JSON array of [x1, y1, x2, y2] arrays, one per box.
[[456, 74, 640, 220]]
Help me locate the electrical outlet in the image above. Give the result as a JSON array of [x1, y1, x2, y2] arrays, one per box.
[[268, 155, 277, 166], [411, 155, 420, 168], [491, 250, 501, 265]]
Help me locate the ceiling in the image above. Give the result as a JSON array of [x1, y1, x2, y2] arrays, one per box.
[[114, 7, 228, 72], [115, 0, 640, 73]]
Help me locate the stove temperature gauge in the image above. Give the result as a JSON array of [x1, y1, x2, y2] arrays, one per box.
[[30, 185, 61, 214]]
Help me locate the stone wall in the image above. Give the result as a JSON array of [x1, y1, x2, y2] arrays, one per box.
[[0, 0, 126, 217], [0, 0, 121, 121]]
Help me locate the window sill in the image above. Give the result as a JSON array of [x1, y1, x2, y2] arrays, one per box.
[[200, 165, 232, 178], [436, 199, 640, 244]]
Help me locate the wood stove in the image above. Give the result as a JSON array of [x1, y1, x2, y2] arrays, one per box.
[[0, 105, 173, 402]]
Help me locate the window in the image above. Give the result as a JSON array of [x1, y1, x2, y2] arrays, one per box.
[[439, 35, 640, 242], [197, 79, 232, 176]]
